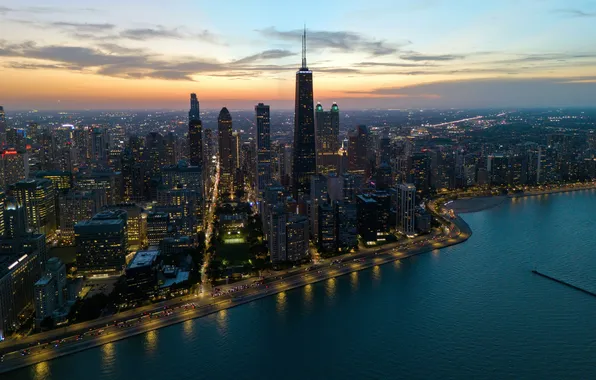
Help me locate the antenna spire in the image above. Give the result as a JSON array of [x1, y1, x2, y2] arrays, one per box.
[[302, 25, 307, 69]]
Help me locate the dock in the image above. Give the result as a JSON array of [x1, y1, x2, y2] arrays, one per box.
[[531, 270, 596, 297]]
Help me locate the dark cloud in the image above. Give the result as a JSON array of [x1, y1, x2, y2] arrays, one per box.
[[552, 9, 596, 18], [233, 49, 296, 64], [51, 21, 115, 32], [400, 53, 465, 61], [258, 27, 404, 56]]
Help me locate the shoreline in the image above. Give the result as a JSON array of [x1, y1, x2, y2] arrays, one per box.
[[0, 216, 471, 374], [446, 183, 596, 213]]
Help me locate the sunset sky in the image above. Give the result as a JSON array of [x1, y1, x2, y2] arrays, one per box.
[[1, 0, 596, 110]]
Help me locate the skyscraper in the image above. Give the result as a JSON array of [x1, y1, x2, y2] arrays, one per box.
[[0, 106, 6, 147], [218, 107, 234, 196], [315, 102, 340, 174], [348, 125, 369, 176], [13, 178, 57, 239], [292, 28, 316, 199], [145, 132, 166, 174], [75, 210, 128, 276], [188, 93, 203, 168], [255, 103, 271, 202], [397, 183, 416, 236]]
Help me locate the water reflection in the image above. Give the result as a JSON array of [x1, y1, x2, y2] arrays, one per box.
[[183, 319, 195, 339], [350, 271, 359, 291], [216, 309, 228, 334], [101, 342, 115, 370], [394, 260, 401, 270], [145, 330, 157, 354], [326, 278, 337, 300], [372, 265, 381, 283], [33, 361, 49, 380], [304, 284, 313, 307], [276, 292, 287, 313]]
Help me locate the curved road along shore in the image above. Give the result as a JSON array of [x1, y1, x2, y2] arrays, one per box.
[[0, 204, 471, 375]]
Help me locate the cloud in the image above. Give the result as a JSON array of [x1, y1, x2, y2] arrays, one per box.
[[400, 53, 465, 61], [119, 27, 183, 41], [357, 61, 435, 68], [0, 6, 97, 14], [95, 43, 146, 55], [258, 27, 404, 56], [11, 19, 223, 44], [552, 9, 596, 18], [344, 78, 596, 107], [51, 21, 115, 32], [4, 62, 82, 71], [118, 26, 221, 43], [489, 52, 596, 65], [233, 49, 296, 64]]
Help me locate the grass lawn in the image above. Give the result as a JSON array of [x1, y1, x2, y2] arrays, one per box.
[[217, 241, 251, 265]]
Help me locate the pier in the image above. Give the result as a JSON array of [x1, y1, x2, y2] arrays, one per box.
[[531, 270, 596, 297]]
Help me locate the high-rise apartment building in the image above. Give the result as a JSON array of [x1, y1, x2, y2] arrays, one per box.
[[75, 210, 128, 276], [255, 103, 271, 202], [13, 179, 57, 239], [348, 125, 369, 176], [396, 183, 416, 236], [286, 215, 309, 262], [58, 191, 103, 245], [33, 257, 67, 328], [268, 204, 287, 263], [0, 148, 29, 188]]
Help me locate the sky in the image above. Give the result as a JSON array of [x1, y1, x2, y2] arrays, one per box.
[[1, 0, 596, 110]]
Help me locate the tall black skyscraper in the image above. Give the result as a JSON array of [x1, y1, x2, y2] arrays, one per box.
[[188, 93, 203, 168], [292, 28, 316, 199]]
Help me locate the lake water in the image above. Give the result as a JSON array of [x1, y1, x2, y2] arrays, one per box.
[[10, 190, 596, 379]]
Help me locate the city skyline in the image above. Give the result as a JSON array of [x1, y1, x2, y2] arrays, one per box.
[[1, 0, 596, 110]]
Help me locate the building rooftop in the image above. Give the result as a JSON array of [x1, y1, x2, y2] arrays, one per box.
[[356, 194, 377, 204], [75, 218, 124, 228], [128, 250, 159, 270], [160, 270, 189, 288], [35, 274, 53, 286], [0, 253, 30, 278], [92, 209, 127, 221], [398, 183, 416, 191]]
